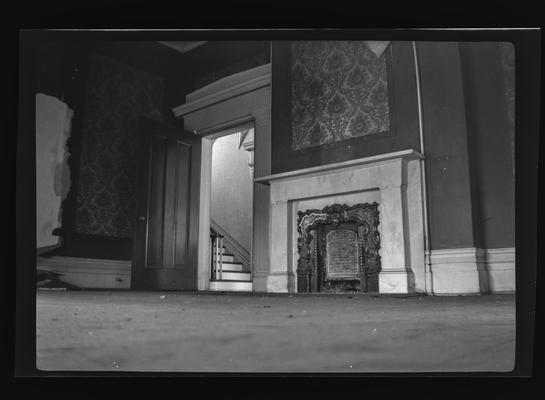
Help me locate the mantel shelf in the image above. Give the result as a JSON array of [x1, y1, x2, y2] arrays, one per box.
[[254, 149, 424, 185]]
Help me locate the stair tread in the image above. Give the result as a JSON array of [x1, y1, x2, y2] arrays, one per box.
[[209, 280, 253, 292], [214, 265, 243, 270], [210, 277, 252, 280], [213, 264, 244, 269], [214, 270, 243, 273], [214, 271, 250, 274], [212, 271, 251, 281], [213, 266, 243, 273]]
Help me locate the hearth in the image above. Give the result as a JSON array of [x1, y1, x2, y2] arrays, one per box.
[[296, 203, 381, 293]]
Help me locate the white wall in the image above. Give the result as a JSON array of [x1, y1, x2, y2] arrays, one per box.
[[211, 133, 253, 252], [36, 93, 73, 249]]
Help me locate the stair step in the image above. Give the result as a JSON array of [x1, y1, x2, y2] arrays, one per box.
[[209, 280, 253, 292], [213, 254, 235, 263], [212, 271, 251, 281], [213, 262, 243, 272]]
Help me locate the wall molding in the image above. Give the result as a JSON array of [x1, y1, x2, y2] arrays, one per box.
[[485, 247, 516, 293], [256, 149, 424, 185], [37, 256, 131, 289], [173, 64, 271, 119], [427, 247, 487, 295], [427, 247, 515, 295]]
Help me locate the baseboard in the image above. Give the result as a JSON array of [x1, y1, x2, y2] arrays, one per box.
[[37, 256, 131, 289], [251, 274, 268, 292], [378, 269, 416, 294], [36, 243, 62, 256], [427, 247, 515, 295], [485, 247, 516, 293], [428, 248, 487, 295]]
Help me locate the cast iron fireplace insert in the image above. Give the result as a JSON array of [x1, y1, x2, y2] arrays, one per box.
[[296, 203, 381, 293]]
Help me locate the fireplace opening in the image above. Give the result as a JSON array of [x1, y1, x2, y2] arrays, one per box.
[[296, 203, 381, 294]]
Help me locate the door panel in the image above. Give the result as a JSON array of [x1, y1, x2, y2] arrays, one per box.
[[147, 134, 167, 267], [173, 141, 191, 265], [131, 118, 201, 290]]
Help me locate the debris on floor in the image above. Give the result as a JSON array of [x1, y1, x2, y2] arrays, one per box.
[[37, 269, 80, 290], [36, 291, 516, 372]]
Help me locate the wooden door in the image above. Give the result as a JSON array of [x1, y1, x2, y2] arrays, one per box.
[[131, 118, 201, 290]]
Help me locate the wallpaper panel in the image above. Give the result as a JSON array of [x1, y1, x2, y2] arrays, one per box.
[[74, 53, 165, 238], [291, 41, 390, 151]]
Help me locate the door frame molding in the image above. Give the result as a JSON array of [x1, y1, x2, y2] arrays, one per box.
[[173, 63, 271, 290]]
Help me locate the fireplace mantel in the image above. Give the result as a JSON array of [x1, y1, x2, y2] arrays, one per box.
[[254, 149, 424, 185], [260, 149, 426, 294]]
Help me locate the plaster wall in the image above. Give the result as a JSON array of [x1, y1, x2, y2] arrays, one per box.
[[459, 42, 515, 249], [211, 133, 253, 252], [417, 42, 476, 250]]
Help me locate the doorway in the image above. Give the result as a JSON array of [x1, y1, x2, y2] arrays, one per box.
[[174, 63, 271, 292], [209, 127, 254, 291]]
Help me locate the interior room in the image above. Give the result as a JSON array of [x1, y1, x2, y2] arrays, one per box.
[[28, 36, 520, 372]]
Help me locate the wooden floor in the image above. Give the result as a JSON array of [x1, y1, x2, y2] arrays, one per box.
[[36, 291, 516, 373]]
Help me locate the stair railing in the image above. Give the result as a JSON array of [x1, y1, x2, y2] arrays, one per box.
[[210, 219, 250, 272], [210, 230, 224, 281]]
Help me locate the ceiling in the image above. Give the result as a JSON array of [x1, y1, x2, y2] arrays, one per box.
[[158, 41, 207, 54]]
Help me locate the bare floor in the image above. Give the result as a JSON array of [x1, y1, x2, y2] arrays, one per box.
[[36, 290, 515, 373]]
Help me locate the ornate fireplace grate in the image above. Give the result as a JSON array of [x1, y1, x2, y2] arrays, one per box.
[[296, 203, 381, 293]]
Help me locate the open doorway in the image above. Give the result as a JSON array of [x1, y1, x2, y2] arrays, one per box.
[[174, 63, 271, 292], [209, 127, 254, 291]]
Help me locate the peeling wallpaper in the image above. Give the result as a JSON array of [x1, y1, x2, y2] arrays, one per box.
[[291, 41, 390, 151], [36, 93, 73, 248], [74, 53, 165, 238]]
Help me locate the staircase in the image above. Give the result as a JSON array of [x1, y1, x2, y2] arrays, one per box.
[[210, 233, 252, 292]]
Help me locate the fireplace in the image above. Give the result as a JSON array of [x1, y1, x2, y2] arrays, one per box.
[[296, 203, 381, 293], [255, 150, 424, 294]]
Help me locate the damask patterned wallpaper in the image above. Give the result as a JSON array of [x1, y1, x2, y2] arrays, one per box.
[[74, 53, 165, 238], [291, 41, 390, 151]]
